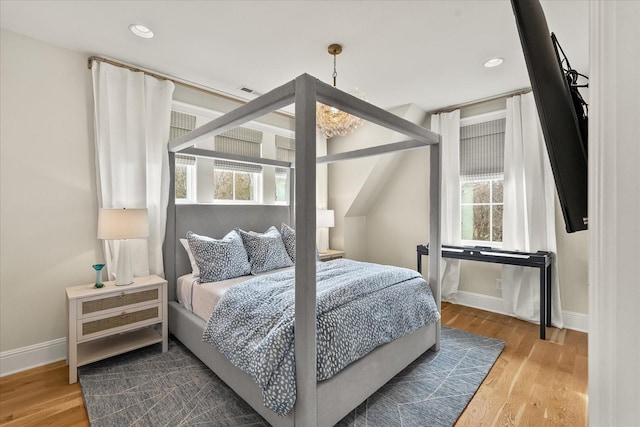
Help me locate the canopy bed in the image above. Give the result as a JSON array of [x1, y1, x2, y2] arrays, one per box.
[[163, 74, 442, 426]]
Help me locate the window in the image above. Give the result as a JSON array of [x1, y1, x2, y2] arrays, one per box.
[[461, 178, 503, 243], [275, 135, 295, 203], [275, 170, 289, 202], [459, 113, 506, 245], [214, 168, 261, 202], [175, 155, 196, 202], [170, 112, 198, 202], [213, 127, 263, 203]]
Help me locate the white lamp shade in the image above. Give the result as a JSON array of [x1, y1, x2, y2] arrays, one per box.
[[317, 209, 335, 228], [98, 208, 149, 240]]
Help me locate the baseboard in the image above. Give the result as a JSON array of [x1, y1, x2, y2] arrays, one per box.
[[0, 337, 67, 377], [561, 310, 589, 333], [447, 290, 506, 315], [446, 290, 589, 333]]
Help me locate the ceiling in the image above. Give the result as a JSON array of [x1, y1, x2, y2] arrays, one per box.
[[0, 0, 589, 113]]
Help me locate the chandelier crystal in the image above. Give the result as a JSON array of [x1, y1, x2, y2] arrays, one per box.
[[316, 44, 364, 139], [316, 103, 363, 138]]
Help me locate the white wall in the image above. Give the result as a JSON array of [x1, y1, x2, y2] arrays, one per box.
[[588, 1, 640, 425], [0, 30, 100, 355], [328, 104, 428, 262]]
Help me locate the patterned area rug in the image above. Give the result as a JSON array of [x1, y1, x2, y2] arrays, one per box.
[[79, 327, 504, 426]]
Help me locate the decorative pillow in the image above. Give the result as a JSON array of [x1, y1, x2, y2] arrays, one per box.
[[179, 238, 200, 278], [281, 223, 296, 262], [237, 226, 294, 274], [186, 230, 250, 282], [280, 223, 320, 263]]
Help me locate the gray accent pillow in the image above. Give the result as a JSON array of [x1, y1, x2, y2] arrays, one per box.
[[187, 230, 250, 283], [280, 223, 320, 263], [237, 226, 293, 274]]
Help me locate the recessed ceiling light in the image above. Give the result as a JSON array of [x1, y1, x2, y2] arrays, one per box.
[[129, 24, 154, 39], [484, 57, 504, 68]]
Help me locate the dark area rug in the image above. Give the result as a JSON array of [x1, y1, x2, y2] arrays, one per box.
[[79, 326, 504, 426]]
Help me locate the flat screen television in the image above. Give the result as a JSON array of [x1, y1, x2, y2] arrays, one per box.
[[510, 0, 588, 233]]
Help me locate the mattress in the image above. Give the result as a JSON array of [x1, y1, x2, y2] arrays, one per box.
[[177, 267, 294, 321]]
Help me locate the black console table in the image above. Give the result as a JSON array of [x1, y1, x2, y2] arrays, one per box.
[[417, 244, 554, 340]]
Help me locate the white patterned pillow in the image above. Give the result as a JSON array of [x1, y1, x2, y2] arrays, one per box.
[[280, 223, 320, 263], [179, 238, 200, 278], [187, 230, 250, 282], [237, 226, 294, 274]]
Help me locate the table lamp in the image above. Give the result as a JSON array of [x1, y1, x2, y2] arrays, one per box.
[[97, 208, 149, 286], [316, 209, 335, 253]]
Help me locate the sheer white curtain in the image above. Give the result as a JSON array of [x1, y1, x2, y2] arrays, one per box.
[[316, 131, 329, 250], [502, 93, 563, 328], [431, 110, 461, 300], [92, 61, 175, 280]]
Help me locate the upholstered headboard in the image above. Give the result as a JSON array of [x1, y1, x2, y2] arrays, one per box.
[[163, 204, 291, 301]]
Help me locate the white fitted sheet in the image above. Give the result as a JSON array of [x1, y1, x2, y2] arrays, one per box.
[[178, 267, 294, 321]]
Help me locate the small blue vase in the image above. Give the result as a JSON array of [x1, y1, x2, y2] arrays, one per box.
[[93, 264, 105, 288]]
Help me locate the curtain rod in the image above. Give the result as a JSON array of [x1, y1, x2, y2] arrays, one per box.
[[87, 56, 293, 119], [430, 87, 532, 114]]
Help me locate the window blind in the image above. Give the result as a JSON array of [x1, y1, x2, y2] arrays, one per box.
[[460, 118, 505, 180], [169, 111, 196, 142], [214, 127, 263, 174], [175, 154, 196, 166], [275, 135, 295, 173]]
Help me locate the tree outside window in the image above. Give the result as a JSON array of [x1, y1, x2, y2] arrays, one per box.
[[214, 168, 258, 202], [461, 178, 503, 244]]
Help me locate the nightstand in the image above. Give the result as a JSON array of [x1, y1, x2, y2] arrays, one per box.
[[66, 275, 168, 384], [319, 249, 346, 261]]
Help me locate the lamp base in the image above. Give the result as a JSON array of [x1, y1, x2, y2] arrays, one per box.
[[115, 239, 134, 286], [115, 281, 134, 286]]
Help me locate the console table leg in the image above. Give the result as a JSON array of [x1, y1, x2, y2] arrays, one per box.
[[546, 264, 552, 326], [540, 266, 546, 340]]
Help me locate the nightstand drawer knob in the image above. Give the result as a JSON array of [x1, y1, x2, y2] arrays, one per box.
[[120, 292, 126, 299], [120, 311, 128, 318]]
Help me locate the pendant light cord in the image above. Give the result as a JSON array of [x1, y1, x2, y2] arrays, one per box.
[[332, 53, 337, 87]]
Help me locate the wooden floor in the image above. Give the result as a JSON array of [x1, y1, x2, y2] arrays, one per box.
[[0, 303, 587, 426], [443, 303, 588, 426]]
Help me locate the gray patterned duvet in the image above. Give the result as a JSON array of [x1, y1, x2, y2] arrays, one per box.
[[202, 258, 440, 416]]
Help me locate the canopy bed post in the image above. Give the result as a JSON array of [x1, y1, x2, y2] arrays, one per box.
[[293, 74, 318, 425], [429, 142, 442, 350], [164, 151, 177, 301]]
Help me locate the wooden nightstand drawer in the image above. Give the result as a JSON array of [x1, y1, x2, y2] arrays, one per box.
[[77, 303, 162, 341], [81, 287, 159, 316]]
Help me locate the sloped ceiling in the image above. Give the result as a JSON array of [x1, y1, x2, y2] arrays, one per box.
[[0, 1, 589, 112]]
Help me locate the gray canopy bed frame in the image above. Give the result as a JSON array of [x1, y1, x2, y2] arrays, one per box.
[[163, 74, 442, 427]]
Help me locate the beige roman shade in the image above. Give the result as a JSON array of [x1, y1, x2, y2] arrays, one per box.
[[460, 118, 505, 180]]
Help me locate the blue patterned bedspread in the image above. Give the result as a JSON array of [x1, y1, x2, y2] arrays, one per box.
[[202, 259, 440, 416]]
